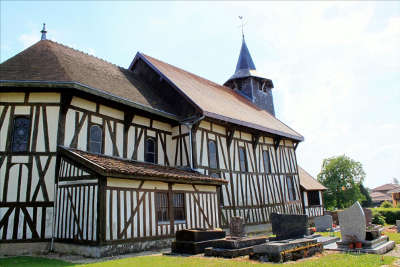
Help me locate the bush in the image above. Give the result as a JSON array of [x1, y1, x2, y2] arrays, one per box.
[[380, 201, 393, 208], [371, 208, 400, 224], [372, 214, 386, 225]]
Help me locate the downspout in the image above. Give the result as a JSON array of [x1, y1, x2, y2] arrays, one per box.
[[50, 178, 58, 251], [182, 115, 205, 170]]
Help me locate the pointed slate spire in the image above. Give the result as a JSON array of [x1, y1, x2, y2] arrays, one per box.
[[235, 36, 256, 72], [40, 23, 47, 40]]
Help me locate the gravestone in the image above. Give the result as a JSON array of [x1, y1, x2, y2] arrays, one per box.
[[396, 220, 400, 233], [314, 215, 333, 232], [338, 201, 366, 243], [270, 213, 308, 240], [229, 216, 245, 238], [363, 208, 373, 226]]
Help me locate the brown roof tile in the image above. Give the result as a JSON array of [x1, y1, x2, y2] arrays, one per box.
[[62, 148, 227, 185], [372, 183, 400, 192], [298, 166, 326, 191], [140, 54, 303, 141], [0, 40, 178, 117]]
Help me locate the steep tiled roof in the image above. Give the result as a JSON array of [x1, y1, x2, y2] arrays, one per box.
[[298, 166, 326, 191], [61, 148, 227, 185], [139, 53, 303, 141], [370, 191, 392, 202], [372, 183, 400, 192], [0, 40, 178, 118]]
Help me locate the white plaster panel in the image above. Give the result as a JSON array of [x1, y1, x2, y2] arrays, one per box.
[[11, 156, 29, 163], [107, 178, 141, 188], [64, 109, 75, 146], [71, 97, 96, 112], [241, 132, 252, 141], [133, 115, 150, 127], [200, 121, 211, 130], [0, 106, 9, 151], [116, 123, 124, 157], [137, 136, 144, 161], [213, 124, 225, 135], [47, 106, 60, 152], [104, 123, 113, 156], [127, 126, 135, 159], [152, 120, 171, 132], [91, 115, 103, 125], [0, 92, 24, 102], [142, 181, 168, 190], [77, 113, 88, 151], [99, 105, 124, 120], [147, 129, 156, 137], [14, 106, 30, 115], [29, 92, 60, 103]]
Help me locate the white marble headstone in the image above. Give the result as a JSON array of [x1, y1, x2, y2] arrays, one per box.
[[338, 201, 366, 242]]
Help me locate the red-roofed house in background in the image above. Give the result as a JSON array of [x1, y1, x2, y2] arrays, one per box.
[[0, 26, 314, 256], [371, 183, 400, 206]]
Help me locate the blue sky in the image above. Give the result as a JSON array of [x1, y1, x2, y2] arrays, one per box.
[[1, 1, 399, 188]]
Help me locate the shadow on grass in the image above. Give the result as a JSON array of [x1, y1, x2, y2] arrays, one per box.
[[0, 256, 75, 267]]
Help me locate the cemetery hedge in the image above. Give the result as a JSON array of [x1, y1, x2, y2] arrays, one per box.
[[371, 208, 400, 224]]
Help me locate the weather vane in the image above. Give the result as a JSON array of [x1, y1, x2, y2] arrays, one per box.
[[238, 16, 247, 38]]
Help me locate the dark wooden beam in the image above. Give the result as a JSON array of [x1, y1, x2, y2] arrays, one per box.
[[226, 129, 234, 148], [273, 137, 281, 150], [251, 133, 260, 150]]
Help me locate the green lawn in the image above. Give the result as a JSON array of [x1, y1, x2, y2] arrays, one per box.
[[0, 254, 397, 267]]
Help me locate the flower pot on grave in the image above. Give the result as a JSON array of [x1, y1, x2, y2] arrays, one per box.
[[348, 243, 354, 249], [355, 242, 362, 248]]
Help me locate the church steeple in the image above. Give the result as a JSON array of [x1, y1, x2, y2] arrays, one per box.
[[40, 23, 47, 40], [224, 35, 276, 116], [235, 37, 256, 72]]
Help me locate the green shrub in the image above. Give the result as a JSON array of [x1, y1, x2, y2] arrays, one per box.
[[371, 208, 400, 224], [380, 201, 393, 208], [372, 214, 386, 225]]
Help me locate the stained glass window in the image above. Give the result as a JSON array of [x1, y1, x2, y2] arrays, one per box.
[[145, 137, 156, 163], [89, 125, 102, 153], [11, 117, 30, 152], [208, 140, 218, 169], [239, 146, 247, 172]]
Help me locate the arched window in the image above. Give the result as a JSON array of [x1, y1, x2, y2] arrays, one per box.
[[145, 137, 156, 163], [208, 140, 218, 169], [89, 125, 102, 153], [11, 116, 30, 152]]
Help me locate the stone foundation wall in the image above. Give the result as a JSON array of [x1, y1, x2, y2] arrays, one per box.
[[0, 242, 50, 256], [53, 238, 174, 258]]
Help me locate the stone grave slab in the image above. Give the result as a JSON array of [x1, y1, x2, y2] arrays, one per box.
[[171, 229, 226, 254], [396, 220, 400, 233], [250, 237, 323, 262], [270, 213, 308, 240], [314, 215, 333, 232], [338, 201, 366, 243]]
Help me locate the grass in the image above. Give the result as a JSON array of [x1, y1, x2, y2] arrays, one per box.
[[0, 254, 397, 267]]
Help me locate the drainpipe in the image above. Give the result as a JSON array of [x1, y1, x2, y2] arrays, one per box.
[[50, 180, 58, 252], [182, 115, 205, 170]]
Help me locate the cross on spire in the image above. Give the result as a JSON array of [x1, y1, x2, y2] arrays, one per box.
[[238, 16, 246, 39], [40, 23, 47, 40]]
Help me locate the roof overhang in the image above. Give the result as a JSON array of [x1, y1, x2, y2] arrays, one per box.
[[59, 147, 227, 186], [0, 80, 180, 121]]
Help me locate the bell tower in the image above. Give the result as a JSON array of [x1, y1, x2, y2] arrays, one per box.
[[224, 36, 275, 116]]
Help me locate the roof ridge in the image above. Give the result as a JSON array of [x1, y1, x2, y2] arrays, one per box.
[[142, 53, 303, 140], [45, 39, 129, 71]]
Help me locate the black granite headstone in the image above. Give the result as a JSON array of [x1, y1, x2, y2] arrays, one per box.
[[270, 213, 308, 240]]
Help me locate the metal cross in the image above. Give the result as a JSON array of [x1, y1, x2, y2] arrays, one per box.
[[238, 16, 247, 38]]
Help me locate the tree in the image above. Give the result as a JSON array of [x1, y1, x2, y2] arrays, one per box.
[[360, 183, 373, 207], [317, 155, 366, 210]]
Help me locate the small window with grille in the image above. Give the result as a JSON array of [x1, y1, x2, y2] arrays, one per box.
[[262, 150, 271, 173], [11, 116, 30, 152], [156, 192, 169, 223], [239, 146, 248, 172], [173, 193, 185, 221]]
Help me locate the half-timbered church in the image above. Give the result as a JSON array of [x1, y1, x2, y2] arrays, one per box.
[[0, 26, 324, 256]]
